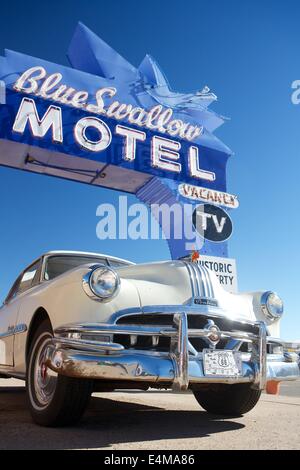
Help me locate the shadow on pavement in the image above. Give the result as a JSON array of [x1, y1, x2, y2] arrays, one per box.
[[0, 386, 245, 450]]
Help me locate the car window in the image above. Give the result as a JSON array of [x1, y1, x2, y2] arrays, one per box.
[[18, 260, 42, 295], [4, 259, 42, 303], [4, 275, 22, 304], [44, 256, 108, 281]]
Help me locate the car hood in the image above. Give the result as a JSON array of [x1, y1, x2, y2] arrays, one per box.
[[114, 260, 258, 323], [42, 259, 279, 334]]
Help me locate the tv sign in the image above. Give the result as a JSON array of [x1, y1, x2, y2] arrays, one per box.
[[192, 204, 233, 242]]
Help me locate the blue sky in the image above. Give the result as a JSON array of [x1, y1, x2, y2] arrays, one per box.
[[0, 0, 299, 339]]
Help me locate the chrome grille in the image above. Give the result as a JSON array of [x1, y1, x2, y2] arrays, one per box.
[[115, 313, 258, 353]]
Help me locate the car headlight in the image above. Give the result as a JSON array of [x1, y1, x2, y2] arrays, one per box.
[[82, 265, 120, 301], [261, 291, 284, 320]]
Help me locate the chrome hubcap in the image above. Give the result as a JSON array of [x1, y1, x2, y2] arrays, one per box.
[[33, 336, 57, 407]]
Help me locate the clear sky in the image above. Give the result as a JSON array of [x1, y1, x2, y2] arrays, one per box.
[[0, 0, 299, 339]]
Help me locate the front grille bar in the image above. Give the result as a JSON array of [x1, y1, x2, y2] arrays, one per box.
[[254, 321, 267, 389], [171, 313, 189, 391], [55, 323, 258, 342]]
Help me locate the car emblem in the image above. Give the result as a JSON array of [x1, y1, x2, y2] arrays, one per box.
[[194, 298, 218, 307], [204, 319, 221, 346]]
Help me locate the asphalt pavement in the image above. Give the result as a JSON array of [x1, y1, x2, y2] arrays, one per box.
[[0, 378, 299, 450]]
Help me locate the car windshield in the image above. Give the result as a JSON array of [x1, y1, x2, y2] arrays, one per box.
[[44, 255, 108, 281]]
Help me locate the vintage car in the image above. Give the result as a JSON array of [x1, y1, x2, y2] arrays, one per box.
[[0, 250, 299, 426]]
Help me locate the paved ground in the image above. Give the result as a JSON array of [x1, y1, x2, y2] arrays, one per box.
[[0, 378, 299, 450]]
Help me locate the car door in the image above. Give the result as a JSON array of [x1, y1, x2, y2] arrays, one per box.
[[0, 274, 22, 366], [0, 259, 42, 366]]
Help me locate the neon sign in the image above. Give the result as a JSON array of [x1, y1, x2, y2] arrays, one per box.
[[0, 21, 234, 259], [12, 95, 215, 182], [14, 67, 203, 142]]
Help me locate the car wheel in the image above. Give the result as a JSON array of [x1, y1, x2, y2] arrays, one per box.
[[193, 383, 261, 416], [26, 318, 93, 427]]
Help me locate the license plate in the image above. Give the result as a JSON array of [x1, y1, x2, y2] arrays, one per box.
[[203, 349, 242, 377]]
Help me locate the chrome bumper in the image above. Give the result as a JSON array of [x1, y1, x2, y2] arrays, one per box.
[[45, 313, 300, 391]]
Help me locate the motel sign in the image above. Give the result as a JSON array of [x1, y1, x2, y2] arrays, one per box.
[[0, 22, 236, 261]]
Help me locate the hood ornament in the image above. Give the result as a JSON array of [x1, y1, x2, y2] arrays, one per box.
[[191, 250, 200, 263]]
